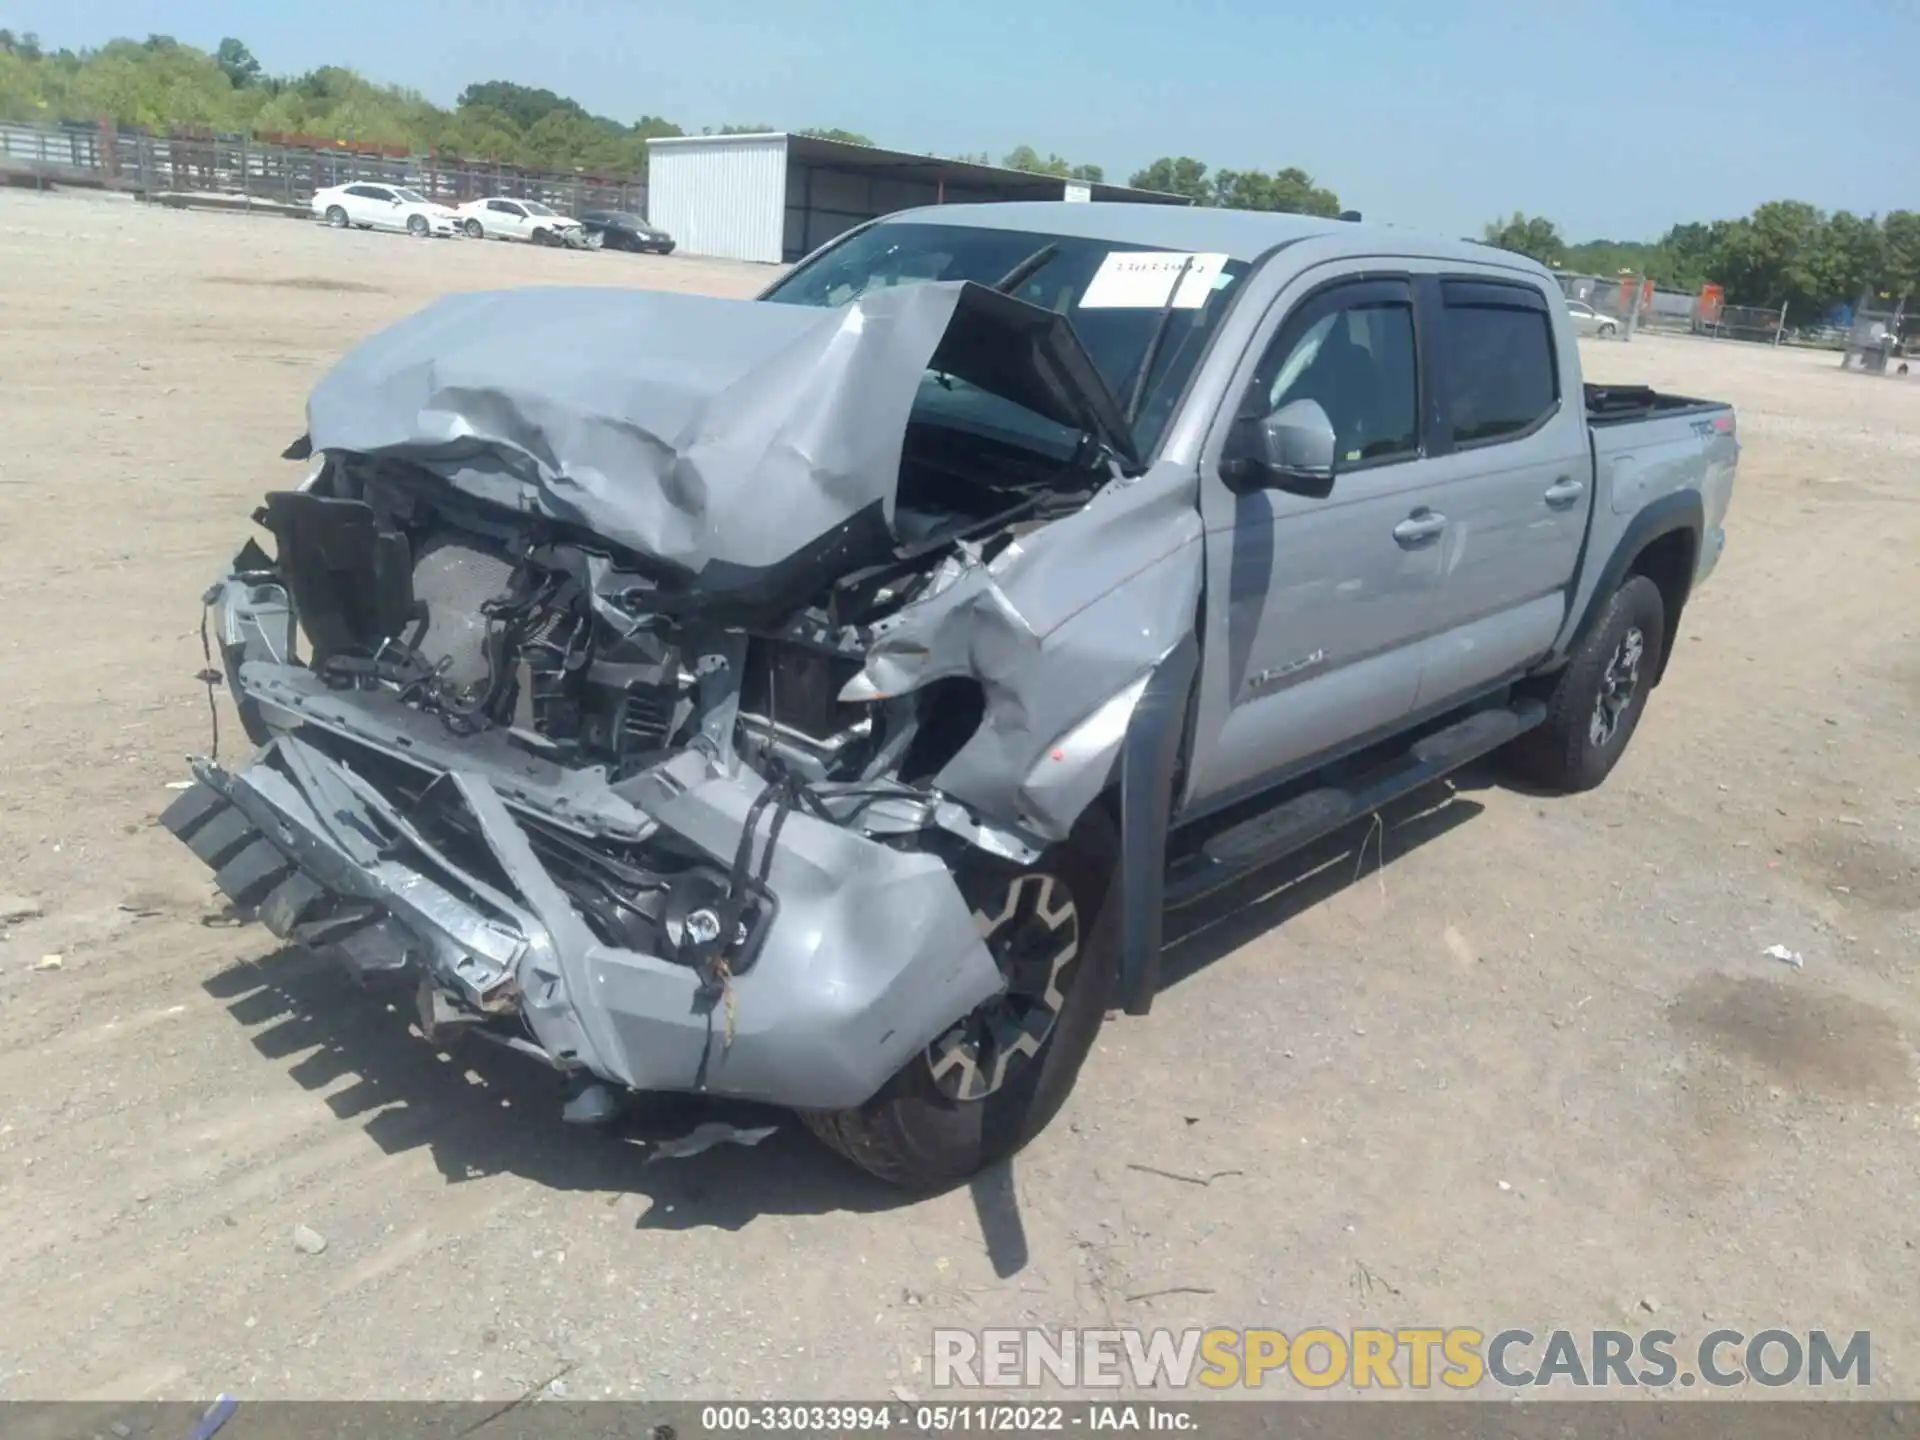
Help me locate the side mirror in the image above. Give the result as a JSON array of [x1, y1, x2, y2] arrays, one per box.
[[1222, 398, 1338, 498]]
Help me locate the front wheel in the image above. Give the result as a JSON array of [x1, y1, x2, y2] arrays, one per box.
[[1599, 322, 1618, 338], [531, 227, 555, 246], [407, 214, 429, 238], [464, 218, 485, 240], [324, 205, 348, 229], [801, 810, 1120, 1190], [1504, 575, 1665, 792]]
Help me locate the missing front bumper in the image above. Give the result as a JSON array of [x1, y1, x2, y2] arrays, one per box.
[[162, 733, 1004, 1110]]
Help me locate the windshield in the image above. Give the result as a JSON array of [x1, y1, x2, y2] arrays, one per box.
[[762, 221, 1247, 461], [524, 201, 557, 217], [393, 188, 426, 204]]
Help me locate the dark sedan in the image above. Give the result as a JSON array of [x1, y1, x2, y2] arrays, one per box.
[[580, 211, 676, 255]]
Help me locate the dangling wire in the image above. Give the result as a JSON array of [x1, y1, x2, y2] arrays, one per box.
[[194, 602, 223, 764]]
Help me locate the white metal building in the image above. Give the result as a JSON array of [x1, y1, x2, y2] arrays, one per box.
[[645, 132, 1189, 265]]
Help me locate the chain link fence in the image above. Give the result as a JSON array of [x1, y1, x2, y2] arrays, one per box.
[[0, 118, 648, 218]]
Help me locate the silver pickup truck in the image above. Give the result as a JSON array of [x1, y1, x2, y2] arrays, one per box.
[[163, 202, 1737, 1189]]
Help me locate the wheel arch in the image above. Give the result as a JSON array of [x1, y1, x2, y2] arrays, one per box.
[[1570, 492, 1701, 688]]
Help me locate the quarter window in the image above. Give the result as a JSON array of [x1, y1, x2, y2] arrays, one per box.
[[1441, 297, 1559, 444]]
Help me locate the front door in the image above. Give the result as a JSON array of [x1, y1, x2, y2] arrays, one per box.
[[1182, 271, 1446, 812], [488, 200, 530, 238]]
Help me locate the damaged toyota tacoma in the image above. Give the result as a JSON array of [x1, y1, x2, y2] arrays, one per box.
[[164, 203, 1738, 1189]]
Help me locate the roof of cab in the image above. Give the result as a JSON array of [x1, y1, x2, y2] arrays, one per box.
[[875, 201, 1549, 276]]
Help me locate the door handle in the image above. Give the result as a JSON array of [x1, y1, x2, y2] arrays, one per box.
[[1392, 509, 1447, 547], [1544, 477, 1586, 508]]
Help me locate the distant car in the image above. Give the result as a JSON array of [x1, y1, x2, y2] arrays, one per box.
[[579, 211, 676, 255], [310, 183, 459, 238], [1565, 299, 1619, 338], [454, 197, 591, 247]]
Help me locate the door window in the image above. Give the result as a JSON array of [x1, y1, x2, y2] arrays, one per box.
[[488, 200, 524, 216], [1440, 290, 1560, 445], [1246, 291, 1420, 469]]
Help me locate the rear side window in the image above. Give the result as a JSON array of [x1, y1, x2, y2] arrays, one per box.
[[1441, 288, 1559, 445]]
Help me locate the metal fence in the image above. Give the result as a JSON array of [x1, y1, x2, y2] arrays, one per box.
[[1556, 272, 1701, 337], [1703, 304, 1787, 345], [0, 118, 648, 217]]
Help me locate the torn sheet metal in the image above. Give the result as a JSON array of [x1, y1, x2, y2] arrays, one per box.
[[304, 280, 1138, 588], [844, 458, 1206, 843]]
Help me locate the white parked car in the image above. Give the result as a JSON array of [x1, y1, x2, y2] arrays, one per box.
[[310, 183, 460, 238], [1565, 299, 1620, 338], [454, 196, 593, 247]]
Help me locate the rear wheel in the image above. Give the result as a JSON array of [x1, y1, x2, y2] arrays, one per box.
[[464, 218, 485, 240], [324, 205, 348, 229], [801, 810, 1120, 1190], [1505, 575, 1665, 792]]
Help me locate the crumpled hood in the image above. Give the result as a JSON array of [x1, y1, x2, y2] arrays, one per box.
[[303, 281, 1137, 591]]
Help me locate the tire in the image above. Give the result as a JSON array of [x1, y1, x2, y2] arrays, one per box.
[[407, 214, 429, 238], [801, 808, 1121, 1191], [464, 219, 485, 240], [1505, 574, 1665, 793], [1599, 322, 1617, 338], [532, 227, 554, 246], [325, 205, 348, 229]]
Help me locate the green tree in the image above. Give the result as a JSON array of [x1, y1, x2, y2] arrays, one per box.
[[1002, 144, 1104, 181], [457, 79, 589, 131], [215, 38, 260, 88], [1881, 211, 1920, 302], [798, 126, 874, 146], [1128, 155, 1211, 201], [1481, 211, 1566, 265], [1214, 166, 1341, 216], [1709, 200, 1822, 311]]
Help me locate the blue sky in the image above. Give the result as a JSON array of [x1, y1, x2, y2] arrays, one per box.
[[6, 0, 1912, 240]]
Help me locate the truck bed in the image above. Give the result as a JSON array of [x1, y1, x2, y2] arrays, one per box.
[[1583, 382, 1724, 426]]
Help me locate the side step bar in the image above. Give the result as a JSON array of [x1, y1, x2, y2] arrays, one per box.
[[1164, 699, 1545, 911]]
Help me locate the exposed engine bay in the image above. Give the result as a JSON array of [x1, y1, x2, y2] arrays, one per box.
[[166, 275, 1205, 1117], [265, 420, 1097, 792], [226, 418, 1100, 963]]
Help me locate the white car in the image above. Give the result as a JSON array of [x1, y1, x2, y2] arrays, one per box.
[[454, 196, 594, 247], [310, 183, 459, 238], [1565, 299, 1620, 338]]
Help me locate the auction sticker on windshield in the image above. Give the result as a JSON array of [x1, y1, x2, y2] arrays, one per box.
[[1081, 251, 1229, 309]]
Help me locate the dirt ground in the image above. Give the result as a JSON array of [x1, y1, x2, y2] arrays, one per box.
[[1, 188, 1917, 1403]]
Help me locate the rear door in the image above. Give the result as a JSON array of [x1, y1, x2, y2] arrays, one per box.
[[1181, 268, 1446, 811], [1408, 274, 1593, 708]]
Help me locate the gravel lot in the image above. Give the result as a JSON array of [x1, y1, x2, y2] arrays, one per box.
[[1, 188, 1916, 1402]]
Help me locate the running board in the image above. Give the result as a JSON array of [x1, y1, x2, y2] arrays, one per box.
[[1164, 699, 1545, 911]]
